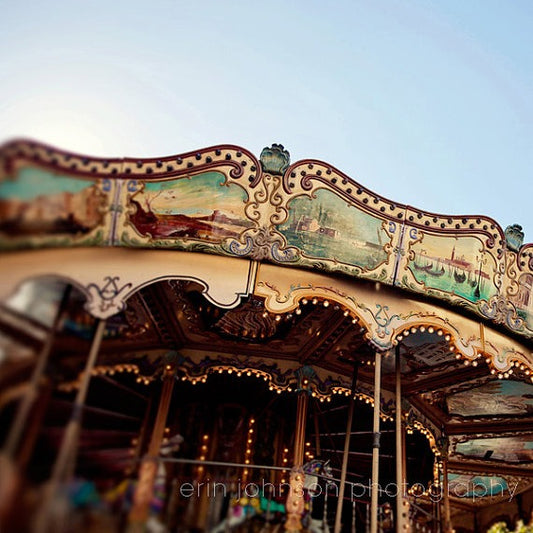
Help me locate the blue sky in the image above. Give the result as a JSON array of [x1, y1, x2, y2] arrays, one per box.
[[1, 1, 531, 240]]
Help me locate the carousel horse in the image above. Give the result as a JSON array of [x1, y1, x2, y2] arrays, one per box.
[[303, 459, 333, 533], [210, 494, 285, 532], [103, 433, 183, 532], [210, 460, 331, 532]]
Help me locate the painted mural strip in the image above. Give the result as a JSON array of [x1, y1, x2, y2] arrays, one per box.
[[0, 166, 110, 248], [0, 140, 532, 341]]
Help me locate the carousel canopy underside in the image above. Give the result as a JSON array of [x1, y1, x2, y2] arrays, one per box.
[[0, 140, 532, 529], [1, 253, 532, 519]]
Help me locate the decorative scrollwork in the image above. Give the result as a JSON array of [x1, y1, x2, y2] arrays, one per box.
[[226, 234, 254, 256], [224, 228, 298, 262], [85, 276, 132, 318], [479, 295, 524, 331]]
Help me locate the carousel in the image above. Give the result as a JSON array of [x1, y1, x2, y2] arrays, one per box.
[[0, 140, 532, 533]]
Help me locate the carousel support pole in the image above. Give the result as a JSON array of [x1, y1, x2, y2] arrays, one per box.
[[370, 350, 383, 533], [17, 382, 53, 471], [0, 286, 70, 527], [395, 345, 405, 533], [34, 317, 106, 533], [401, 413, 408, 530], [440, 437, 452, 533], [128, 367, 175, 531], [130, 396, 154, 472], [0, 382, 53, 531], [313, 407, 321, 457], [323, 482, 329, 531], [294, 391, 309, 465], [3, 285, 71, 459], [334, 364, 359, 533], [285, 390, 309, 532]]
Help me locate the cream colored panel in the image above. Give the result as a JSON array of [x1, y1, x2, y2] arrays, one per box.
[[0, 248, 256, 318], [255, 263, 533, 373]]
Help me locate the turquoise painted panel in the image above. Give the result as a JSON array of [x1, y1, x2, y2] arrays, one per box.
[[447, 474, 508, 498], [129, 172, 250, 243], [456, 436, 533, 463], [407, 234, 498, 303], [0, 167, 106, 238], [278, 189, 389, 271]]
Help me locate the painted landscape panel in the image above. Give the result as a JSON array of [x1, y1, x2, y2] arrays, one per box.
[[0, 167, 105, 237], [278, 189, 389, 270], [447, 381, 533, 417], [129, 172, 251, 243], [456, 436, 533, 463], [408, 234, 498, 303]]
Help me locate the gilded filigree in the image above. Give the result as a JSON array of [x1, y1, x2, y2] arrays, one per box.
[[479, 295, 524, 331]]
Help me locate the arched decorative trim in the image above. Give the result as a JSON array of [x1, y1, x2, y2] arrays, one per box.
[[254, 263, 533, 377], [0, 249, 257, 319]]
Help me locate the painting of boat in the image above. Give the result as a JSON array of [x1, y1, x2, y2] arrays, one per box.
[[408, 235, 497, 303], [413, 259, 445, 277], [453, 269, 466, 284], [128, 172, 252, 243]]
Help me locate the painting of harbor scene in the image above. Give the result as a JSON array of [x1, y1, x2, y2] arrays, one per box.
[[278, 189, 389, 270], [129, 172, 252, 242], [456, 435, 533, 463], [447, 381, 533, 417], [0, 167, 105, 237], [408, 234, 497, 302]]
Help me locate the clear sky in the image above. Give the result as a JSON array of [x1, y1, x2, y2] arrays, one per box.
[[1, 1, 531, 241]]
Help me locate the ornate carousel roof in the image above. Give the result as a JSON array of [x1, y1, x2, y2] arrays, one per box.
[[0, 140, 532, 529]]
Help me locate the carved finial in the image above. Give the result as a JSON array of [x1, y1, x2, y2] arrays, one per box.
[[260, 143, 290, 175], [504, 224, 524, 252]]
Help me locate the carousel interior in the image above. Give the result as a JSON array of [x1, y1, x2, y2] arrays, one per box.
[[1, 275, 532, 532]]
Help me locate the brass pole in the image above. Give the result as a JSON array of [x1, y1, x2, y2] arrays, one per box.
[[129, 396, 153, 473], [370, 350, 383, 533], [1, 287, 70, 528], [334, 364, 359, 533], [313, 407, 321, 457], [0, 382, 52, 530], [293, 392, 309, 466], [285, 390, 309, 531], [34, 317, 106, 533], [401, 422, 407, 489], [395, 345, 404, 533], [441, 443, 452, 532], [128, 370, 175, 530], [3, 284, 71, 458], [17, 383, 53, 471]]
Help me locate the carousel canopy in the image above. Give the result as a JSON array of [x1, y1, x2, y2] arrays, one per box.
[[0, 140, 532, 527]]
